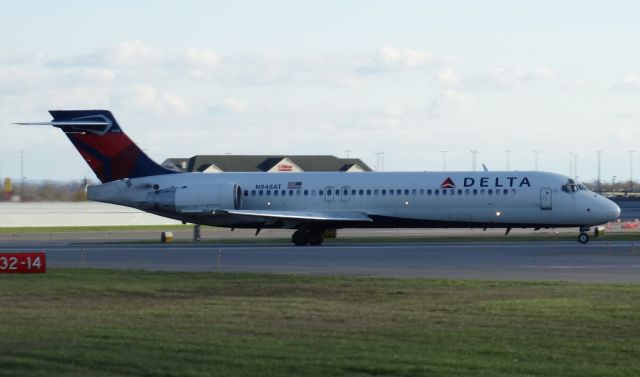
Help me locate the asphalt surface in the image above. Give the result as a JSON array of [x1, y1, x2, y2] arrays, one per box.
[[2, 240, 640, 283]]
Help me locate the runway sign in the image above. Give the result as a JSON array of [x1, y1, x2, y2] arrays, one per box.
[[0, 252, 46, 273]]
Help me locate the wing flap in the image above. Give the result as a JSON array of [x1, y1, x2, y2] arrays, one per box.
[[217, 209, 373, 223]]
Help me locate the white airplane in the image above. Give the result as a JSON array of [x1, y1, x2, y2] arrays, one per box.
[[17, 110, 620, 245]]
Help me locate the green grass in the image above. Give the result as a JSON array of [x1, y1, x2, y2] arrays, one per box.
[[0, 225, 194, 233], [0, 270, 639, 377]]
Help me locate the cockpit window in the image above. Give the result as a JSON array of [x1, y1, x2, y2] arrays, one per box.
[[562, 179, 588, 193]]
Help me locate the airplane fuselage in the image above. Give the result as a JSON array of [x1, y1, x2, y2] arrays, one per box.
[[88, 170, 619, 231]]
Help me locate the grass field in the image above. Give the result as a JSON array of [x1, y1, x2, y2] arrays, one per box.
[[0, 270, 639, 377]]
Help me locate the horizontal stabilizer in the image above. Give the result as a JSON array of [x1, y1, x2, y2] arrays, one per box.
[[15, 120, 112, 134]]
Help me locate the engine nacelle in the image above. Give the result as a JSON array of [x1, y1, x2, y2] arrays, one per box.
[[145, 183, 242, 214]]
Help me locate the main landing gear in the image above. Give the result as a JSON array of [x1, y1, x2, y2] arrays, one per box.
[[577, 226, 590, 244], [291, 229, 325, 246]]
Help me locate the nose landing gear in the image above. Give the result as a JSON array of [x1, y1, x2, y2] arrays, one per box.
[[577, 226, 590, 244]]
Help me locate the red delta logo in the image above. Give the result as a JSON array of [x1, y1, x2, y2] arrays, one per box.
[[440, 177, 456, 189]]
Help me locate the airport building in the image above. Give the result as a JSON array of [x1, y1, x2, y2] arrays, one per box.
[[162, 155, 372, 173]]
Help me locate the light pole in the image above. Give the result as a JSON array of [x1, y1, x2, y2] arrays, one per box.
[[596, 151, 602, 193], [345, 149, 351, 158], [441, 151, 447, 171], [569, 153, 574, 178], [612, 176, 617, 193], [19, 151, 25, 201], [628, 150, 634, 192], [375, 152, 385, 171], [573, 153, 578, 179], [470, 150, 478, 171]]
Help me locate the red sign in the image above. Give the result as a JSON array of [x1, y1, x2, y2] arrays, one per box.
[[0, 252, 46, 273], [278, 164, 293, 172]]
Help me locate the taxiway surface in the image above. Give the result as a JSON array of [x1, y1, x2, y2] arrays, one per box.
[[2, 240, 639, 283]]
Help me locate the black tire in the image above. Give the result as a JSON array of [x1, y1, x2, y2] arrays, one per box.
[[307, 230, 324, 246], [578, 233, 589, 244], [292, 230, 308, 246]]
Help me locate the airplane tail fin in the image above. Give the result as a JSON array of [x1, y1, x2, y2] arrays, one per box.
[[16, 110, 176, 183]]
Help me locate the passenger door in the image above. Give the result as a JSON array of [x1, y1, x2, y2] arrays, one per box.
[[540, 187, 552, 210]]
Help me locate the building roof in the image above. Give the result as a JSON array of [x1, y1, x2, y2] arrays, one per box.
[[165, 155, 372, 173]]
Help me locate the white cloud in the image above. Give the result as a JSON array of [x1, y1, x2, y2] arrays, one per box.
[[181, 48, 221, 79], [384, 104, 405, 117], [378, 46, 433, 68], [610, 74, 640, 92], [209, 98, 249, 115], [120, 85, 188, 115], [465, 66, 554, 90], [54, 41, 162, 67], [427, 90, 474, 117], [435, 68, 461, 87]]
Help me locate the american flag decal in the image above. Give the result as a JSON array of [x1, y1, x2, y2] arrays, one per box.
[[288, 181, 302, 189]]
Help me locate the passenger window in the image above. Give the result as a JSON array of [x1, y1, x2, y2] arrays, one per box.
[[382, 189, 387, 196], [503, 189, 508, 195], [435, 189, 440, 195], [465, 189, 470, 195], [389, 190, 394, 196], [243, 190, 248, 197], [343, 189, 348, 196], [266, 190, 271, 196], [488, 189, 493, 195], [296, 190, 301, 196], [473, 189, 478, 195], [397, 189, 402, 195], [304, 190, 309, 196], [289, 190, 294, 196], [457, 189, 462, 195], [367, 189, 372, 196], [281, 190, 286, 196], [374, 189, 379, 195], [319, 190, 324, 196], [335, 189, 340, 196], [273, 190, 279, 196], [427, 189, 432, 195], [450, 189, 454, 196], [259, 190, 264, 196], [359, 189, 364, 195], [251, 190, 256, 196], [352, 189, 356, 195], [495, 189, 500, 196], [480, 189, 485, 195], [419, 189, 424, 195], [404, 189, 410, 195], [443, 189, 447, 196], [311, 190, 316, 196], [412, 189, 417, 195], [511, 189, 516, 195]]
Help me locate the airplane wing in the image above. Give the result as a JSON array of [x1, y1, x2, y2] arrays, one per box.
[[215, 209, 373, 223]]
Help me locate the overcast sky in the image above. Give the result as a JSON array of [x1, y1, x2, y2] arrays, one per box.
[[1, 1, 639, 183]]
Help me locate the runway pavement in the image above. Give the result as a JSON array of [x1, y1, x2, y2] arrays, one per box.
[[2, 240, 640, 283]]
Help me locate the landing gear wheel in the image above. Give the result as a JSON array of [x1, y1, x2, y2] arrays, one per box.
[[578, 233, 590, 244], [292, 230, 309, 246], [307, 230, 324, 246]]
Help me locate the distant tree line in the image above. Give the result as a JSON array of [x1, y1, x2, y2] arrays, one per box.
[[2, 179, 92, 202]]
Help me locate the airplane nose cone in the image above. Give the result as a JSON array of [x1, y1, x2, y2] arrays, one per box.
[[605, 199, 621, 221]]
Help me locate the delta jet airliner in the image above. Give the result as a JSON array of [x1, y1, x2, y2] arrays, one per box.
[[17, 110, 620, 245]]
